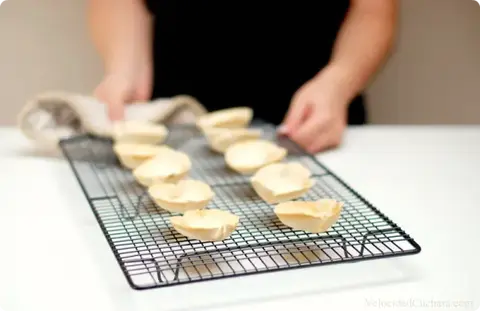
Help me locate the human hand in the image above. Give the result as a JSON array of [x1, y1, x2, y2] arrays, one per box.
[[94, 64, 152, 121], [279, 66, 353, 154]]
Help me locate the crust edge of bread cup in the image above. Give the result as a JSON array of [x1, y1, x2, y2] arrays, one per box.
[[134, 170, 189, 187], [249, 162, 315, 203], [116, 135, 167, 145], [274, 200, 344, 233], [169, 221, 236, 242], [206, 128, 263, 154], [196, 107, 253, 131], [224, 140, 288, 175], [113, 143, 163, 170], [251, 177, 314, 204], [113, 121, 169, 144], [154, 199, 211, 214], [132, 150, 192, 187], [148, 181, 215, 213], [169, 210, 240, 242]]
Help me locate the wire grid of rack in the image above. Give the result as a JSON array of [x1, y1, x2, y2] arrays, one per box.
[[59, 120, 421, 290]]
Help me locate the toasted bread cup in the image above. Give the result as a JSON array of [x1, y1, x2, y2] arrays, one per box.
[[196, 107, 253, 131], [170, 209, 240, 242], [148, 179, 215, 213], [113, 142, 165, 169], [274, 199, 343, 233], [112, 120, 168, 145], [224, 140, 287, 174], [133, 146, 191, 186], [203, 127, 263, 153], [251, 162, 315, 204]]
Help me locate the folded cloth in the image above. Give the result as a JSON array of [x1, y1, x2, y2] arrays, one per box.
[[17, 91, 208, 150]]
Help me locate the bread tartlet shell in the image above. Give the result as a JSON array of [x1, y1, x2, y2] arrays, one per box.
[[112, 120, 168, 145], [203, 127, 263, 153], [132, 146, 191, 186], [170, 209, 240, 242], [196, 107, 253, 131], [274, 199, 343, 233], [251, 162, 315, 204], [113, 143, 164, 169], [148, 179, 215, 213], [224, 140, 287, 174]]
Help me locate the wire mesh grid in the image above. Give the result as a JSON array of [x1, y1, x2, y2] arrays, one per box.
[[59, 121, 421, 290]]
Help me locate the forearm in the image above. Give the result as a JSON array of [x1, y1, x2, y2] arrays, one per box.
[[87, 0, 152, 76], [324, 0, 399, 101]]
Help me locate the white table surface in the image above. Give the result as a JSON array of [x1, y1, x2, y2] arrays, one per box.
[[1, 125, 479, 311]]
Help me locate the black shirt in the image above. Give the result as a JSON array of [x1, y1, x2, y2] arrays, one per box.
[[144, 1, 366, 125]]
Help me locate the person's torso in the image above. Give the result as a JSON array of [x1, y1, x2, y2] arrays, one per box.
[[144, 1, 351, 123]]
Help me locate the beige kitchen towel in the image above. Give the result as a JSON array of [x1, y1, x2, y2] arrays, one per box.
[[17, 91, 208, 151]]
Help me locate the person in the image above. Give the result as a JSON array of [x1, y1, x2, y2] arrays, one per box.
[[87, 1, 398, 154]]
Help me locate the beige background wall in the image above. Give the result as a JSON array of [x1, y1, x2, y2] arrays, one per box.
[[0, 0, 479, 126], [366, 0, 480, 124]]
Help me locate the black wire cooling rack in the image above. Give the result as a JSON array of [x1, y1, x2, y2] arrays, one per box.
[[59, 120, 421, 290]]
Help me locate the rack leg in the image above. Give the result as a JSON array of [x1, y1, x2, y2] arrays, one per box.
[[338, 236, 348, 258], [360, 229, 395, 256], [118, 191, 148, 221], [119, 199, 140, 221]]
